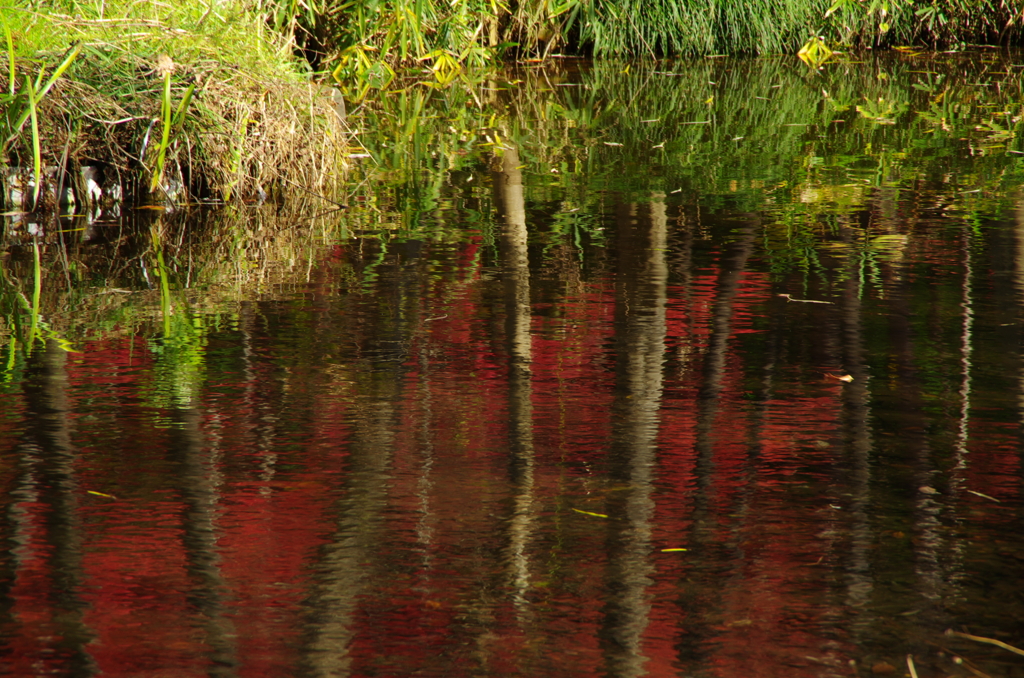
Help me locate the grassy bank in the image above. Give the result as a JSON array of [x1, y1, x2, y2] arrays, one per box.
[[300, 0, 1024, 71], [3, 0, 1023, 220], [1, 1, 351, 214]]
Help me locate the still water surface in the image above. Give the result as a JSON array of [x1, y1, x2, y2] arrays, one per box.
[[3, 55, 1024, 677]]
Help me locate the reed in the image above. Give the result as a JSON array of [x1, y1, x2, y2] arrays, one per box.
[[303, 0, 1024, 70], [1, 18, 80, 210], [293, 0, 826, 61], [821, 0, 1023, 48], [311, 0, 583, 91]]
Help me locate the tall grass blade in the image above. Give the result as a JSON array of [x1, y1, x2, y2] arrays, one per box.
[[150, 55, 174, 193], [172, 82, 196, 131], [11, 43, 80, 134], [1, 13, 15, 96], [25, 75, 40, 209]]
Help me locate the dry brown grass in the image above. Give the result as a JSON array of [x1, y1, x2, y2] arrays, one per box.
[[1, 4, 357, 210]]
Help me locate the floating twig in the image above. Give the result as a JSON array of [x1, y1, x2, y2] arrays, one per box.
[[946, 630, 1024, 659], [966, 489, 1000, 503], [778, 293, 832, 304], [907, 655, 919, 678]]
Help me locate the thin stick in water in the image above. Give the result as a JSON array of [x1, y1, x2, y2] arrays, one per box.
[[778, 293, 832, 304], [946, 630, 1024, 659], [906, 655, 918, 678]]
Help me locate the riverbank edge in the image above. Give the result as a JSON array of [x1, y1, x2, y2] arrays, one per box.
[[4, 1, 1023, 225], [1, 6, 353, 222]]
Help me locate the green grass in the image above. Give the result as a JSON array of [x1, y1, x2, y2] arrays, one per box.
[[1, 0, 353, 207], [575, 0, 1024, 55], [3, 0, 1022, 219], [297, 0, 1024, 70]]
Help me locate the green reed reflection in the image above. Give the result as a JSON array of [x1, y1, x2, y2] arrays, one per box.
[[145, 222, 208, 411], [5, 54, 1024, 392]]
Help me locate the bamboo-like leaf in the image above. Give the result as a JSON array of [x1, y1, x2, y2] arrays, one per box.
[[12, 43, 80, 133], [172, 82, 196, 129], [150, 61, 174, 193]]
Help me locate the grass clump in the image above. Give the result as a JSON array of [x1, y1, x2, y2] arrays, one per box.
[[0, 1, 351, 211], [561, 0, 1024, 56], [296, 0, 1024, 71], [298, 0, 588, 94], [820, 0, 1024, 49]]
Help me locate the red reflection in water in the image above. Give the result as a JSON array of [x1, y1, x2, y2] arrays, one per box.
[[0, 216, 1021, 678]]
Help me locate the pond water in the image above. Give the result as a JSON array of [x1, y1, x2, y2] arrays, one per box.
[[3, 54, 1024, 677]]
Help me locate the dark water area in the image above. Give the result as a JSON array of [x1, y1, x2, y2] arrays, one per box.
[[3, 54, 1024, 677]]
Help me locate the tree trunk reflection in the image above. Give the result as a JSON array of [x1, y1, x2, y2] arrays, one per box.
[[601, 196, 668, 678], [493, 145, 536, 621], [837, 221, 877, 641], [692, 217, 757, 519], [170, 404, 238, 676], [1016, 199, 1024, 446], [18, 339, 97, 676], [302, 388, 398, 678]]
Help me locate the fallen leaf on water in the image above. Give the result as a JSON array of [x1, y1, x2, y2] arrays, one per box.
[[725, 619, 752, 627], [825, 373, 854, 382], [572, 508, 608, 518], [661, 548, 688, 552], [87, 490, 118, 499]]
